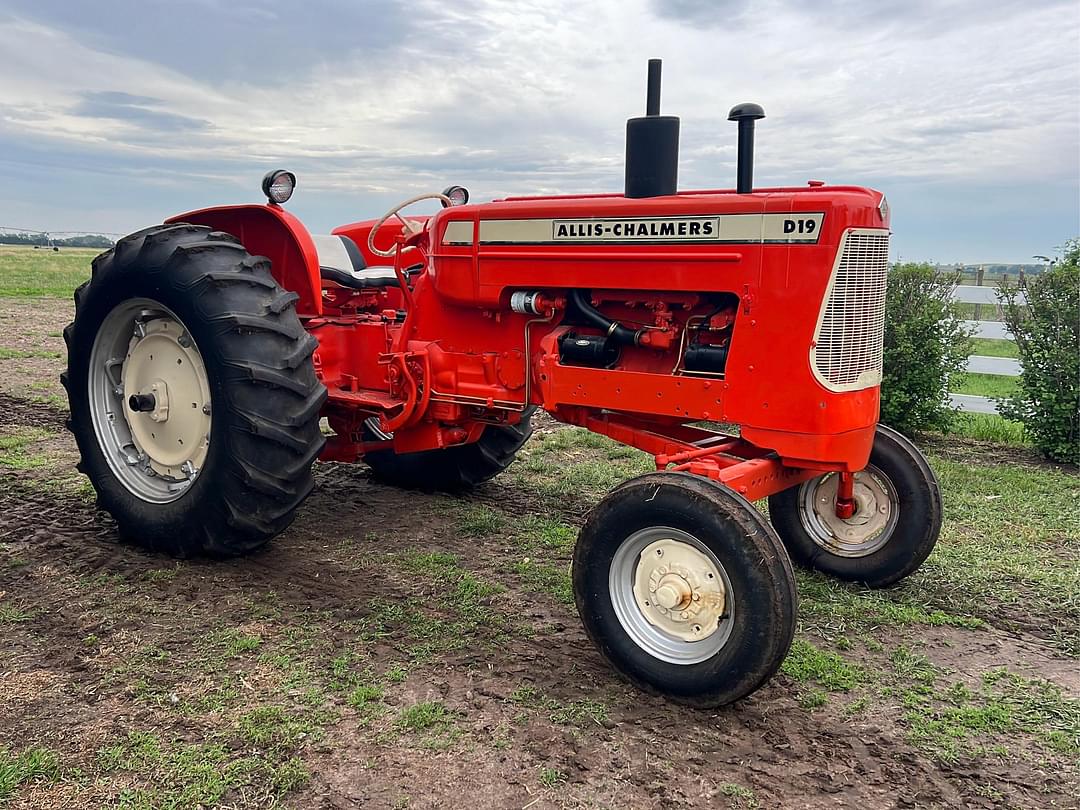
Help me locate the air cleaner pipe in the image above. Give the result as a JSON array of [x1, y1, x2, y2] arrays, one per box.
[[728, 103, 766, 194], [569, 289, 641, 346]]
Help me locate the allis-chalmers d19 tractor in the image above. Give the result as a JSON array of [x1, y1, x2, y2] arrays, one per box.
[[64, 62, 941, 706]]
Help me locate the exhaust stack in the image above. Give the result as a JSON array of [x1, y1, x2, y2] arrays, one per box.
[[728, 103, 765, 194], [624, 59, 680, 198]]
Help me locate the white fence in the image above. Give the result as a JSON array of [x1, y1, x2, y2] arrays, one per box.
[[949, 283, 1023, 415]]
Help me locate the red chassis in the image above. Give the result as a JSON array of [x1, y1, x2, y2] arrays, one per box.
[[169, 183, 887, 504]]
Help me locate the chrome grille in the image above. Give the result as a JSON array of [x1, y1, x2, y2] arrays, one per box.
[[811, 229, 890, 391]]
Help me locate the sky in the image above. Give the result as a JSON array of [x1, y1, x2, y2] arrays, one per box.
[[0, 0, 1076, 263]]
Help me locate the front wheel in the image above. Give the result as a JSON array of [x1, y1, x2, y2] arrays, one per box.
[[768, 424, 942, 588], [573, 472, 797, 707]]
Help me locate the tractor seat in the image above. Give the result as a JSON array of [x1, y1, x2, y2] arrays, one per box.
[[312, 234, 400, 289]]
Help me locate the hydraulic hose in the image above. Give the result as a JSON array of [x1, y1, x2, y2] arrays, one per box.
[[569, 289, 641, 346]]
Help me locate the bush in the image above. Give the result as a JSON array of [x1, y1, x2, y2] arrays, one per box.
[[998, 240, 1079, 463], [880, 263, 971, 436]]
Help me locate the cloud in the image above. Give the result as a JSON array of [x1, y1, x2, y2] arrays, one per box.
[[0, 0, 1076, 261], [73, 91, 211, 133]]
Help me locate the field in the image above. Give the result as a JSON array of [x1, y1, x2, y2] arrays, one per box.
[[1, 246, 1078, 809]]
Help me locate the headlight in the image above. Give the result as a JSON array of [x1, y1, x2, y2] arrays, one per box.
[[441, 185, 469, 207], [262, 170, 296, 205]]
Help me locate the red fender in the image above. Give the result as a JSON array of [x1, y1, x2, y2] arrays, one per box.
[[165, 204, 323, 315]]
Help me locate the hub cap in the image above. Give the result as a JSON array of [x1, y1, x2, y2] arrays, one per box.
[[798, 467, 899, 557], [88, 299, 211, 503], [610, 527, 734, 665]]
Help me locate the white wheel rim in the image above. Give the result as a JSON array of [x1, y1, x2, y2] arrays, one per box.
[[88, 299, 211, 503], [609, 527, 734, 665], [797, 466, 899, 558]]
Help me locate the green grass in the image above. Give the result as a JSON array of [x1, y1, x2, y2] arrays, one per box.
[[947, 413, 1028, 444], [0, 246, 94, 297], [0, 347, 62, 360], [950, 372, 1019, 399], [393, 550, 503, 625], [0, 427, 55, 470], [969, 338, 1019, 359], [209, 628, 263, 657], [393, 701, 460, 749], [719, 783, 759, 809], [781, 638, 866, 691], [539, 767, 566, 788], [97, 729, 310, 808], [0, 746, 60, 803], [396, 701, 455, 732], [509, 685, 609, 728], [455, 505, 504, 536], [899, 668, 1080, 763], [0, 605, 31, 624]]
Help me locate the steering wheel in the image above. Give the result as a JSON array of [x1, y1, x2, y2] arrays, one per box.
[[367, 192, 453, 258]]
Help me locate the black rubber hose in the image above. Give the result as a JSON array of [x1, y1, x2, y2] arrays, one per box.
[[569, 289, 640, 346]]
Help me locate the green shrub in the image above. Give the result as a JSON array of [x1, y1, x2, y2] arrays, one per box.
[[880, 263, 971, 435], [998, 240, 1079, 463]]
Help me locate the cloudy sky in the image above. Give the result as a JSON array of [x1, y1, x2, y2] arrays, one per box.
[[0, 0, 1076, 262]]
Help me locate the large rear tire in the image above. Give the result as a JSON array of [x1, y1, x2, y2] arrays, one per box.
[[573, 472, 797, 707], [767, 424, 942, 588], [62, 223, 326, 557], [362, 411, 533, 492]]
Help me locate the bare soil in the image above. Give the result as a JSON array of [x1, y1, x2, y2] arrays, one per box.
[[1, 297, 1077, 810]]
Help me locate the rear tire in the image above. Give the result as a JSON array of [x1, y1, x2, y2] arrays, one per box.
[[362, 411, 533, 492], [62, 223, 326, 556], [767, 424, 942, 587], [573, 472, 797, 707]]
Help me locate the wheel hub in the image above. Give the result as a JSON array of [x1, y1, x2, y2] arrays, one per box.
[[120, 316, 211, 480], [801, 469, 897, 557], [632, 538, 726, 642]]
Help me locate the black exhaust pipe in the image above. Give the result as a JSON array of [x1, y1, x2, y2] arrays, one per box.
[[727, 103, 765, 194], [625, 59, 680, 198]]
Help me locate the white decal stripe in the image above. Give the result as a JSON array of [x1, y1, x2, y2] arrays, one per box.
[[442, 213, 825, 245]]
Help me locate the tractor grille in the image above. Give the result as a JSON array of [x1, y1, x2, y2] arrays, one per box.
[[811, 229, 890, 391]]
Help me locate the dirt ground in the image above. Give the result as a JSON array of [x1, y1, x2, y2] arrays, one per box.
[[1, 296, 1077, 810]]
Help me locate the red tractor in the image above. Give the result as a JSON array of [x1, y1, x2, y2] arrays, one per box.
[[63, 62, 941, 706]]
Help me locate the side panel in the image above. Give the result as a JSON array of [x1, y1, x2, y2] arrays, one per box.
[[166, 204, 323, 316]]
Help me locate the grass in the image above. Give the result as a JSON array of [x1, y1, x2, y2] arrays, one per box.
[[0, 246, 94, 297], [0, 605, 31, 624], [394, 701, 460, 749], [781, 638, 866, 691], [899, 668, 1080, 763], [969, 338, 1019, 359], [0, 746, 60, 803], [455, 504, 504, 536], [509, 685, 609, 728], [97, 729, 310, 808], [719, 783, 759, 809], [539, 767, 566, 788], [0, 347, 62, 360], [950, 372, 1019, 399], [946, 413, 1027, 443], [0, 427, 55, 470]]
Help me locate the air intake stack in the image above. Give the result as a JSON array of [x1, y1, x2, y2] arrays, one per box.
[[728, 103, 765, 194], [624, 59, 680, 198]]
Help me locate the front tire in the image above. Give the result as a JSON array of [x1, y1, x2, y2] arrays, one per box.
[[573, 472, 797, 707], [767, 424, 942, 587], [62, 224, 326, 556]]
